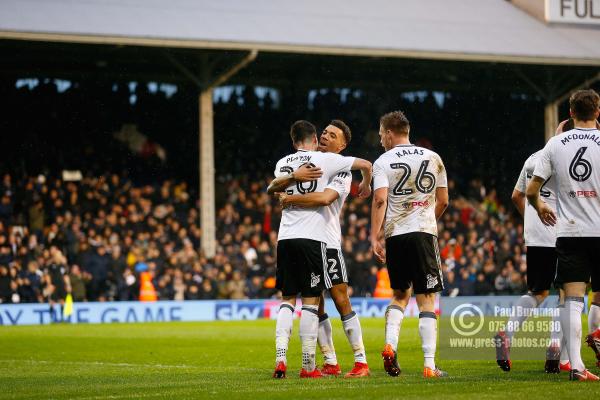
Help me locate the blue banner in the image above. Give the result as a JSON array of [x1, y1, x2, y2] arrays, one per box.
[[6, 295, 585, 326], [0, 301, 215, 326]]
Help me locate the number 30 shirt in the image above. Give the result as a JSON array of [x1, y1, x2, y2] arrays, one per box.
[[515, 150, 557, 247], [274, 150, 355, 243], [372, 144, 447, 239], [533, 128, 600, 237]]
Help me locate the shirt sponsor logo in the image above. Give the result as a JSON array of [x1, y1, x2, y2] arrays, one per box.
[[402, 200, 430, 209], [568, 190, 598, 198]]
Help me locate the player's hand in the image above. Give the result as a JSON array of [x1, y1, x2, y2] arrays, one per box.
[[556, 119, 570, 134], [358, 180, 371, 199], [372, 240, 386, 264], [294, 164, 322, 182], [536, 202, 557, 226], [275, 192, 289, 208]]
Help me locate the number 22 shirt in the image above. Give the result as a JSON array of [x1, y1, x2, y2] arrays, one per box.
[[373, 144, 447, 239], [533, 128, 600, 237]]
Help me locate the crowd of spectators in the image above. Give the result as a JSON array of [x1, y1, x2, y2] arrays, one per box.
[[0, 76, 555, 304], [0, 170, 531, 305]]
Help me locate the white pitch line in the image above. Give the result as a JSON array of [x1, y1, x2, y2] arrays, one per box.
[[0, 359, 195, 369], [0, 359, 263, 372]]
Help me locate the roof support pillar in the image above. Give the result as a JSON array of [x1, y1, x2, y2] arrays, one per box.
[[199, 89, 216, 258], [198, 50, 257, 258], [544, 71, 600, 142], [165, 49, 257, 258], [544, 101, 558, 142], [515, 69, 600, 143]]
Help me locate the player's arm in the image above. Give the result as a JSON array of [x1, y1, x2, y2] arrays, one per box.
[[370, 187, 388, 264], [351, 158, 372, 198], [435, 186, 449, 220], [326, 153, 372, 198], [511, 189, 526, 217], [63, 274, 72, 294], [512, 163, 527, 217], [266, 164, 323, 195], [434, 156, 449, 220], [278, 188, 340, 208], [526, 176, 556, 226], [527, 143, 557, 226]]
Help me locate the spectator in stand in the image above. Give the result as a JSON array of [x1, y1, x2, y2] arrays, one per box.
[[474, 272, 494, 295], [0, 265, 15, 303], [69, 264, 87, 302], [0, 170, 532, 302]]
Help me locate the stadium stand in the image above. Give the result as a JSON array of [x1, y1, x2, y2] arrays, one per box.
[[0, 76, 575, 304], [0, 168, 527, 303]]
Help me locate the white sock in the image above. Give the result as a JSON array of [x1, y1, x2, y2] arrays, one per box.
[[562, 297, 585, 371], [385, 305, 404, 351], [275, 302, 294, 364], [317, 314, 337, 365], [588, 302, 600, 333], [560, 331, 570, 364], [300, 305, 319, 372], [419, 311, 437, 369], [556, 304, 570, 364], [342, 311, 367, 364], [506, 294, 538, 341], [550, 304, 562, 348]]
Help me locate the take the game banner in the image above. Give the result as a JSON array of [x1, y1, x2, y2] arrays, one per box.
[[2, 296, 587, 327]]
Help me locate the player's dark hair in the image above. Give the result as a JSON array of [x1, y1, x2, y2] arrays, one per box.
[[380, 111, 410, 135], [569, 89, 600, 121], [290, 120, 316, 144], [329, 119, 351, 144]]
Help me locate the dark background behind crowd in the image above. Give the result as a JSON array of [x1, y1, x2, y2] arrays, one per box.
[[0, 76, 580, 304]]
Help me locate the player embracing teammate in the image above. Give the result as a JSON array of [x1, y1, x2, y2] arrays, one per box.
[[268, 120, 372, 378], [271, 120, 371, 377]]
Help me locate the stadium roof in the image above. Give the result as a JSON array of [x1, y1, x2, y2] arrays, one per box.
[[2, 0, 600, 66]]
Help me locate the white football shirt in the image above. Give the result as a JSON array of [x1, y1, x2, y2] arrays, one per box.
[[373, 144, 447, 238], [274, 150, 355, 243], [533, 128, 600, 237], [323, 171, 352, 250], [515, 150, 557, 247]]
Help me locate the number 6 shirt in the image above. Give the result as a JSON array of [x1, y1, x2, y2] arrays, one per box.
[[372, 144, 447, 238], [533, 127, 600, 237]]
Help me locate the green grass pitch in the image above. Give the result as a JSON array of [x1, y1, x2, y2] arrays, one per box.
[[0, 317, 599, 399]]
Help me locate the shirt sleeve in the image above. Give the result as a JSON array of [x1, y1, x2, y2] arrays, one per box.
[[533, 141, 553, 181], [372, 159, 389, 191], [326, 172, 351, 196], [274, 159, 289, 178], [436, 155, 448, 188], [322, 153, 355, 176], [514, 162, 527, 193]]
